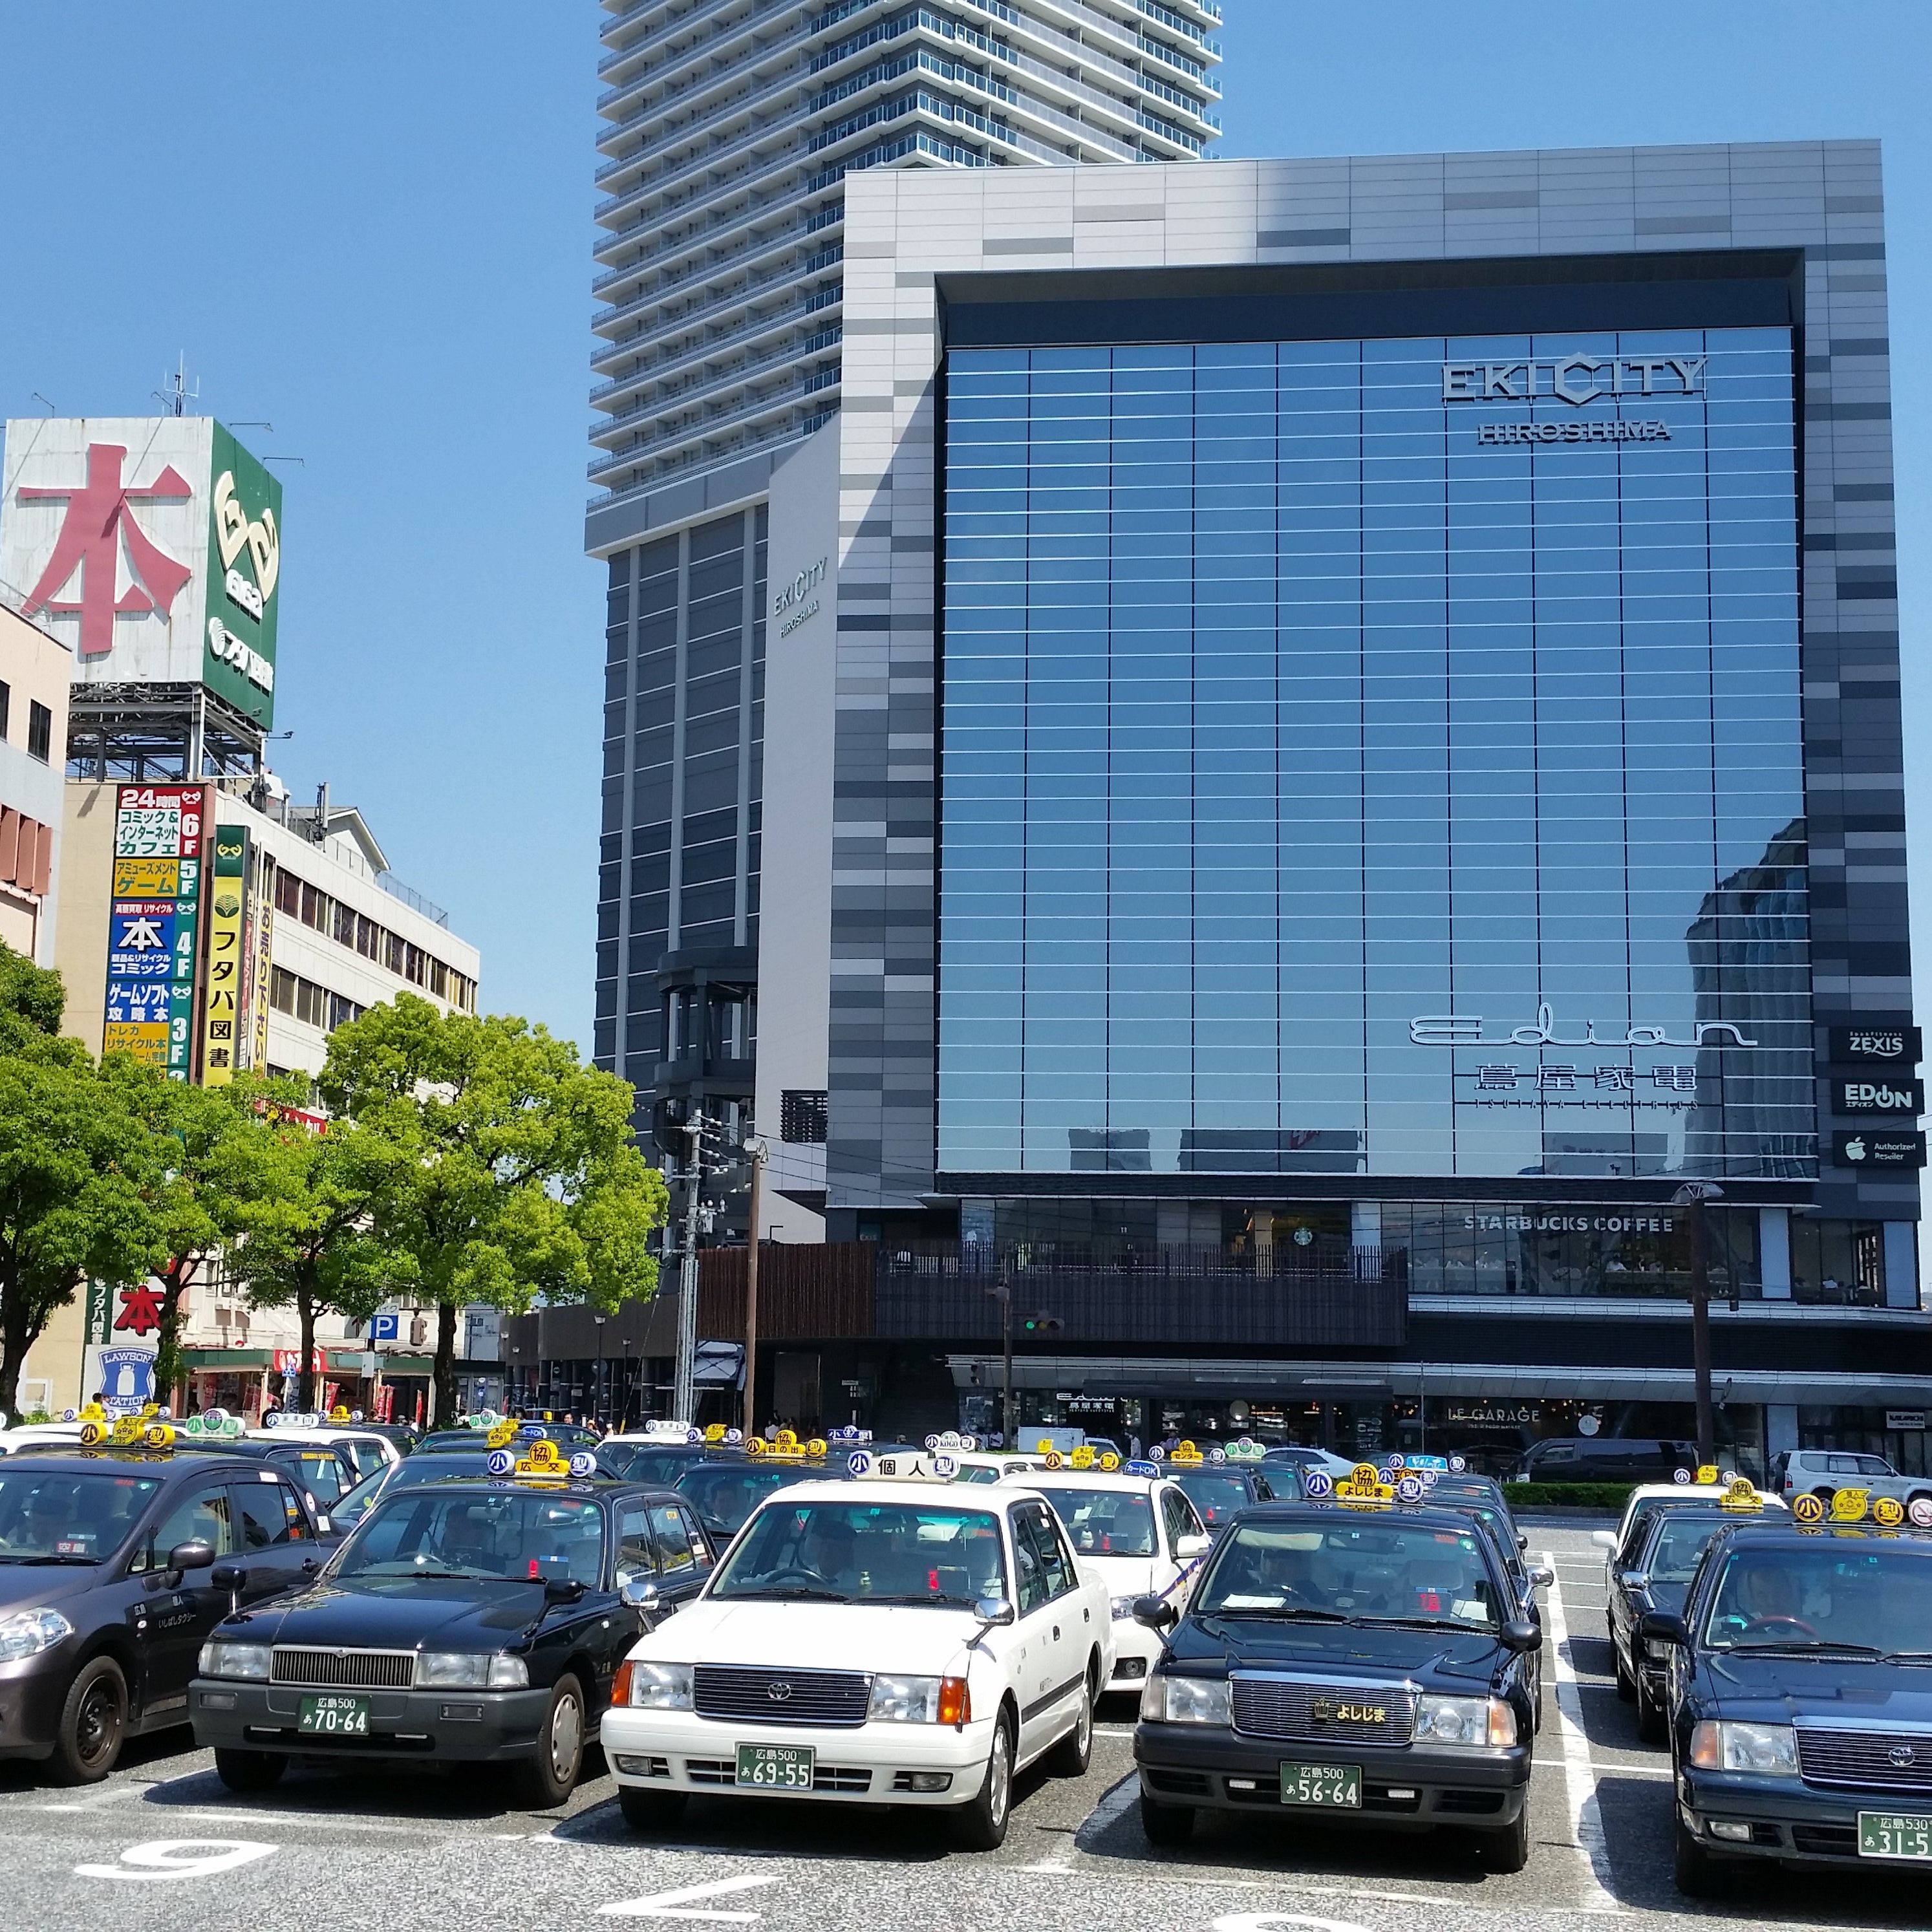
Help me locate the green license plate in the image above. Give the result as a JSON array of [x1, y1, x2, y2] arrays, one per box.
[[736, 1743, 814, 1790], [1280, 1761, 1361, 1808], [1860, 1811, 1932, 1861], [298, 1693, 370, 1736]]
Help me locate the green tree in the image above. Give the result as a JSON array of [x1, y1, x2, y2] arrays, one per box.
[[0, 943, 171, 1417], [319, 994, 667, 1424]]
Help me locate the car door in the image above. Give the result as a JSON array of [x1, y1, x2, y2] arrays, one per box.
[[228, 1474, 318, 1605], [1159, 1485, 1206, 1600], [124, 1477, 240, 1723], [1007, 1501, 1080, 1759], [648, 1499, 713, 1609]]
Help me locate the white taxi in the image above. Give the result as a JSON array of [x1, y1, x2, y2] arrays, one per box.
[[603, 1465, 1112, 1848], [1000, 1466, 1208, 1691]]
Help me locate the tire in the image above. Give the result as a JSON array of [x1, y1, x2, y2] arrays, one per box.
[[214, 1747, 287, 1792], [618, 1786, 688, 1832], [1474, 1802, 1531, 1874], [1635, 1669, 1666, 1746], [1139, 1790, 1195, 1845], [1614, 1644, 1637, 1702], [1046, 1670, 1094, 1777], [951, 1709, 1014, 1851], [1673, 1814, 1727, 1898], [1811, 1488, 1835, 1513], [513, 1672, 586, 1809], [48, 1655, 127, 1785]]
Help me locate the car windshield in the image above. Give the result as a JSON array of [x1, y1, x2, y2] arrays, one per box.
[[0, 1468, 160, 1562], [334, 1490, 605, 1584], [1196, 1519, 1503, 1628], [1033, 1487, 1155, 1558], [710, 1499, 1006, 1605], [1704, 1544, 1932, 1651], [290, 1449, 349, 1505], [599, 1444, 712, 1483], [676, 1461, 815, 1534], [1172, 1475, 1255, 1527], [333, 1455, 489, 1530], [1646, 1516, 1726, 1585]]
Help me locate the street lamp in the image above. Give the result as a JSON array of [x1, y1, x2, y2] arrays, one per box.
[[1672, 1181, 1725, 1467]]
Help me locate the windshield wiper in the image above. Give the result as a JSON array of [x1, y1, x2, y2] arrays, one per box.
[[1726, 1640, 1883, 1657], [1207, 1605, 1354, 1624], [1357, 1615, 1493, 1633], [859, 1592, 977, 1607], [1885, 1651, 1932, 1666], [4, 1553, 100, 1566], [718, 1585, 848, 1602]]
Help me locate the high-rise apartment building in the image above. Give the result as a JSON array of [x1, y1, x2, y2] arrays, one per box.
[[588, 0, 1224, 1197]]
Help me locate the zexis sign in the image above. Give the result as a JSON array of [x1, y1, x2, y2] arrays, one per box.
[[0, 417, 281, 727]]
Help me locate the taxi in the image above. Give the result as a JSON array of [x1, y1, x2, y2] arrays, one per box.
[[1003, 1453, 1209, 1693], [190, 1441, 716, 1803], [1607, 1503, 1739, 1743], [1645, 1504, 1932, 1892], [603, 1456, 1113, 1849], [1166, 1439, 1294, 1536], [250, 1408, 402, 1483], [0, 1421, 325, 1783], [1593, 1470, 1789, 1602], [1132, 1481, 1540, 1870]]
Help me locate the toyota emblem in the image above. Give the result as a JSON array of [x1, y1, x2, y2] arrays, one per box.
[[1890, 1744, 1918, 1768], [766, 1681, 792, 1702]]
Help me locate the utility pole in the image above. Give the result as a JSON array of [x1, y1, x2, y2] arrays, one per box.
[[1673, 1181, 1724, 1468], [672, 1110, 706, 1424], [742, 1135, 767, 1437], [999, 1264, 1014, 1448]]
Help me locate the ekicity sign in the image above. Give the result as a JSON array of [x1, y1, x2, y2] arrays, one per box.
[[1441, 355, 1707, 405]]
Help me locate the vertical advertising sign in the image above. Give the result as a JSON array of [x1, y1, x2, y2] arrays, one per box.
[[202, 424, 281, 727], [241, 846, 275, 1075], [105, 784, 207, 1077], [200, 823, 248, 1084]]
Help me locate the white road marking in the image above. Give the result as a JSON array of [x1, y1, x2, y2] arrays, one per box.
[[1540, 1549, 1620, 1908], [1095, 1724, 1137, 1737], [1087, 1770, 1140, 1835], [37, 1780, 153, 1814], [74, 1838, 276, 1882], [1020, 1859, 1077, 1873], [598, 1874, 778, 1921], [1210, 1916, 1368, 1932]]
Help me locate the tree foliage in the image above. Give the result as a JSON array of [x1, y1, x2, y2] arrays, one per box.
[[319, 994, 667, 1423]]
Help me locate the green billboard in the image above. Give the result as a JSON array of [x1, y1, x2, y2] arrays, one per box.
[[201, 422, 281, 728]]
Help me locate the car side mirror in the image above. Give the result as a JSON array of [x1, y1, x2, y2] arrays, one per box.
[[1529, 1565, 1555, 1590], [619, 1575, 660, 1611], [169, 1538, 215, 1574], [1133, 1594, 1178, 1631], [544, 1576, 588, 1605], [973, 1596, 1016, 1626], [1591, 1530, 1619, 1551], [1516, 1531, 1529, 1552], [1500, 1619, 1541, 1653], [1174, 1532, 1211, 1562], [1621, 1571, 1649, 1593], [1640, 1610, 1689, 1647]]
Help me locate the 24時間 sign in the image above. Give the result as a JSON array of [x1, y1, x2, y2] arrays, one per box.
[[103, 784, 207, 1078]]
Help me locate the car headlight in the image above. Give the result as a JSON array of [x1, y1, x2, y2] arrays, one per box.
[[1141, 1673, 1231, 1725], [416, 1652, 515, 1688], [1415, 1693, 1517, 1749], [1688, 1719, 1799, 1776], [197, 1640, 271, 1680], [869, 1674, 943, 1723], [0, 1608, 73, 1663], [1110, 1594, 1140, 1622], [617, 1660, 692, 1710], [487, 1655, 528, 1690]]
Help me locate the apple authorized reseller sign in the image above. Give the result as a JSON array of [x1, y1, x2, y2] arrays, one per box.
[[1833, 1130, 1926, 1170]]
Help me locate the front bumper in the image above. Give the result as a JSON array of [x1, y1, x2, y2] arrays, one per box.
[[601, 1705, 996, 1805], [189, 1679, 554, 1763], [1135, 1721, 1530, 1830], [0, 1651, 76, 1760], [1108, 1617, 1164, 1683], [1680, 1767, 1932, 1866]]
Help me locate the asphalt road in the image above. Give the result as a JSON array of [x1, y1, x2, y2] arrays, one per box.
[[7, 1523, 1932, 1932]]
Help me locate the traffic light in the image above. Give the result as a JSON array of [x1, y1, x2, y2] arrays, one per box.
[[1021, 1313, 1063, 1335]]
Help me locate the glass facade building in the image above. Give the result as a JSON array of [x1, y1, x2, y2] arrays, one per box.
[[938, 327, 1808, 1182]]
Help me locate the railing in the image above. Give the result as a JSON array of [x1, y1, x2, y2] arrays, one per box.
[[588, 361, 838, 480], [594, 325, 841, 441], [374, 871, 449, 928]]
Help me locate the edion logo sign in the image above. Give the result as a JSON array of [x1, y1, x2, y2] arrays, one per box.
[[1836, 1077, 1924, 1116]]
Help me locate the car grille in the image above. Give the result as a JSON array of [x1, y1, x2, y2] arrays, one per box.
[[1798, 1728, 1932, 1792], [270, 1648, 415, 1690], [1230, 1675, 1415, 1746], [691, 1664, 870, 1729]]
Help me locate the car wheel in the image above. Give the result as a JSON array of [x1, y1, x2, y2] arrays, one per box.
[[214, 1748, 288, 1792], [1635, 1669, 1666, 1746], [951, 1709, 1014, 1850], [618, 1786, 688, 1832], [1613, 1646, 1637, 1702], [1047, 1669, 1094, 1777], [1673, 1814, 1728, 1897], [1811, 1488, 1835, 1512], [514, 1672, 586, 1809], [49, 1655, 127, 1785], [1474, 1802, 1530, 1873], [1139, 1790, 1195, 1845]]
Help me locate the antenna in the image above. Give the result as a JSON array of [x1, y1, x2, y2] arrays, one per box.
[[154, 354, 200, 418], [29, 392, 56, 415]]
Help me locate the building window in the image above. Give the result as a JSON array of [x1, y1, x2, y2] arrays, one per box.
[[26, 701, 52, 764], [275, 868, 301, 918], [0, 680, 10, 742], [270, 965, 297, 1015], [782, 1089, 829, 1144]]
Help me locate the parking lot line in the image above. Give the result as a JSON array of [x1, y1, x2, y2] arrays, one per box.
[[1539, 1549, 1620, 1910]]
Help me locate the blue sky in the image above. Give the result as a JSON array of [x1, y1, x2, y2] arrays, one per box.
[[1, 3, 1928, 1057]]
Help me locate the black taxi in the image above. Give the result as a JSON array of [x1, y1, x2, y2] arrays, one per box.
[[0, 1439, 324, 1782], [1132, 1492, 1539, 1869], [190, 1465, 717, 1803], [1644, 1511, 1932, 1894], [1607, 1504, 1738, 1743]]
